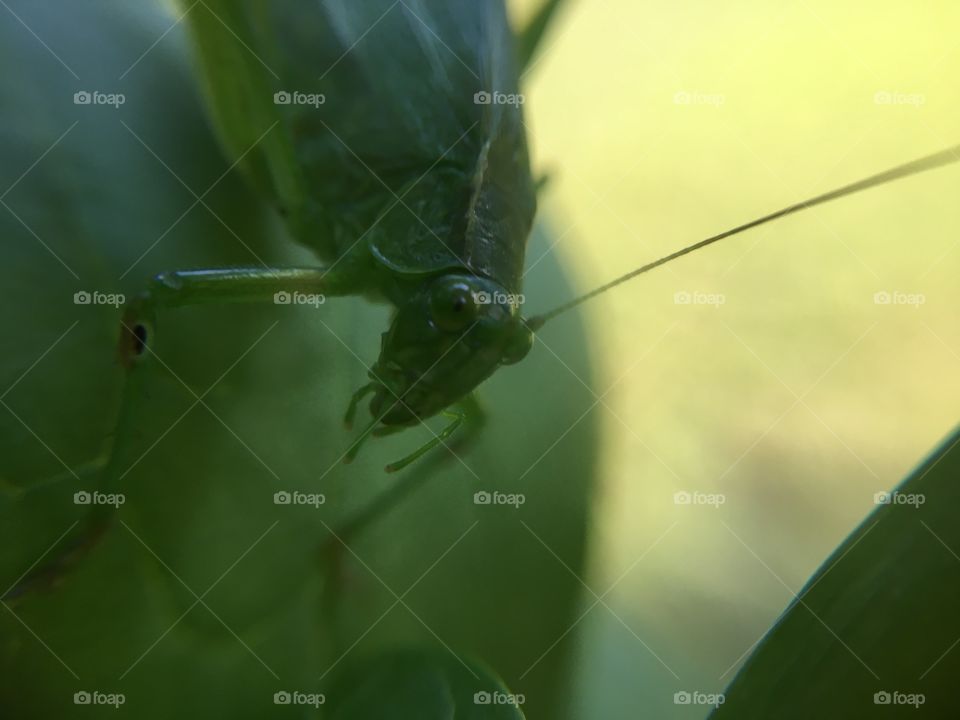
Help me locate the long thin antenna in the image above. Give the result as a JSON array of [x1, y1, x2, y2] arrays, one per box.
[[527, 144, 960, 330]]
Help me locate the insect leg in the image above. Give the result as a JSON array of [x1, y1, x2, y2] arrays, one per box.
[[384, 407, 468, 474], [344, 382, 378, 430], [2, 457, 110, 602], [317, 395, 486, 614], [120, 266, 355, 364], [321, 397, 485, 556], [342, 414, 383, 465]]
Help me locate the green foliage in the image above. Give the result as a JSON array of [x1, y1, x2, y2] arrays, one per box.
[[712, 425, 960, 719], [327, 650, 525, 719], [0, 2, 597, 717]]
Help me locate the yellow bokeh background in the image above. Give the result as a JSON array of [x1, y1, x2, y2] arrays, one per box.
[[513, 0, 960, 715]]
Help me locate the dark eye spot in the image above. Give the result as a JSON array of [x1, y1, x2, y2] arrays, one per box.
[[132, 324, 148, 355], [452, 298, 466, 312], [119, 322, 149, 369]]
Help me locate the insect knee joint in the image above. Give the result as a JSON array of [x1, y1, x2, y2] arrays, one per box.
[[118, 295, 152, 367]]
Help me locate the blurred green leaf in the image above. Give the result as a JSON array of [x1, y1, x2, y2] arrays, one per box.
[[712, 424, 960, 719], [327, 650, 525, 719], [0, 2, 597, 718]]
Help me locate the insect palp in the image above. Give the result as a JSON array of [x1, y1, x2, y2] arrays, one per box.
[[383, 406, 467, 474], [343, 413, 382, 465]]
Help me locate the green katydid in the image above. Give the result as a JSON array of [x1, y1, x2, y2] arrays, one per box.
[[117, 0, 960, 474]]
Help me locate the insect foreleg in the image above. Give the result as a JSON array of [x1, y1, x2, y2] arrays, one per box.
[[120, 266, 354, 363]]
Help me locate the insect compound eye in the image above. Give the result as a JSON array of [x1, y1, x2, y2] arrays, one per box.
[[429, 279, 478, 332], [500, 323, 534, 365]]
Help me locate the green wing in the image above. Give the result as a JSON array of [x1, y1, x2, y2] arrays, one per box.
[[179, 0, 536, 291]]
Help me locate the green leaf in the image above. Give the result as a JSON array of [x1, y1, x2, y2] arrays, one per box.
[[711, 424, 960, 719], [0, 2, 597, 718], [327, 650, 526, 719], [172, 0, 305, 216]]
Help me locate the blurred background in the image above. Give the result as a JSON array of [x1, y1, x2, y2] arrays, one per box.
[[512, 0, 960, 716], [1, 1, 958, 718]]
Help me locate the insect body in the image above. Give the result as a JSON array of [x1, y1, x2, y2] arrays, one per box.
[[119, 0, 558, 470], [120, 0, 960, 472]]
